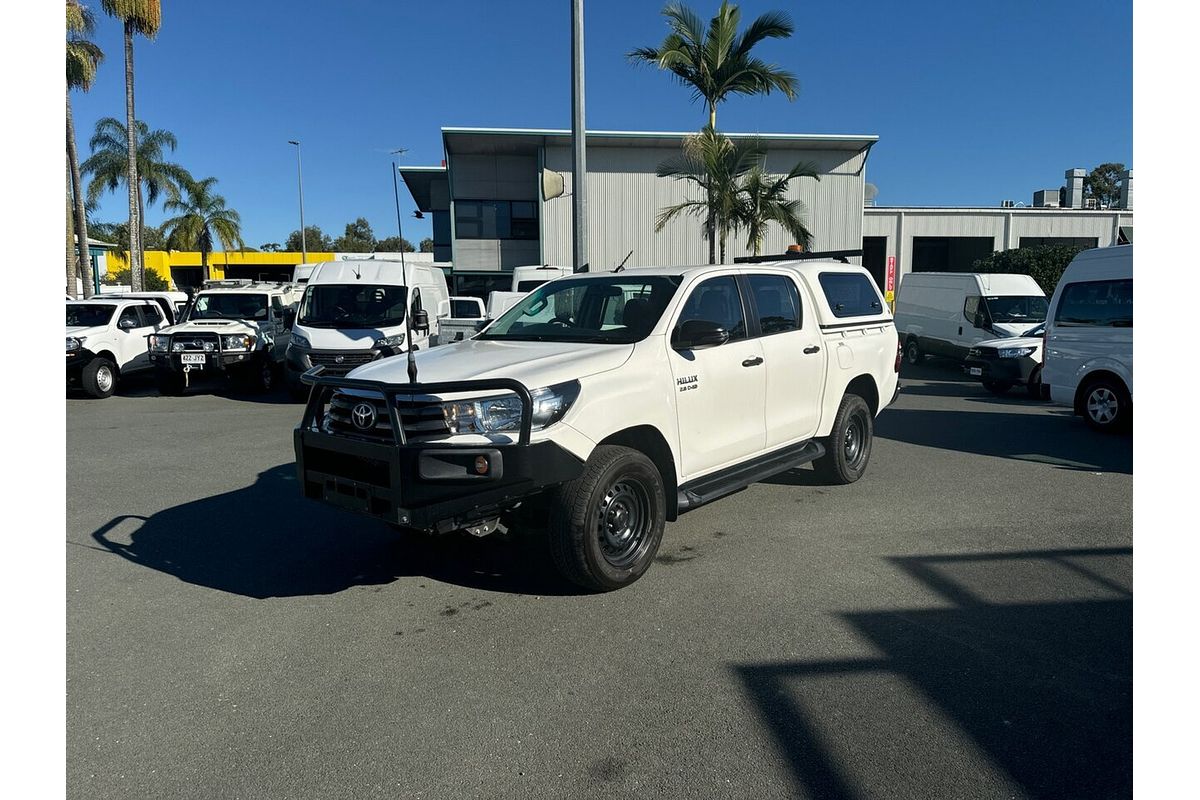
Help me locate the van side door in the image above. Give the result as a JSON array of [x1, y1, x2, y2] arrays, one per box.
[[745, 272, 826, 447], [667, 274, 767, 479]]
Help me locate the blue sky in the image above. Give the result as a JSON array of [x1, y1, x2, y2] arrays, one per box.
[[70, 0, 1132, 250]]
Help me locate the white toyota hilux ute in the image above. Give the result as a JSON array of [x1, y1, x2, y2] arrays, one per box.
[[294, 260, 901, 591], [66, 297, 170, 398]]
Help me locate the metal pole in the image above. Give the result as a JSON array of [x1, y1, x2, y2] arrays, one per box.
[[288, 140, 307, 262], [571, 0, 588, 273]]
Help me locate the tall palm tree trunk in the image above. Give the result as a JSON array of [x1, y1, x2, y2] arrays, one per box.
[[67, 164, 76, 298], [201, 248, 209, 282], [67, 89, 94, 298], [122, 20, 143, 291]]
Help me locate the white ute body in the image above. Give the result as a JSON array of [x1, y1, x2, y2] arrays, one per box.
[[66, 297, 171, 397], [295, 259, 900, 590]]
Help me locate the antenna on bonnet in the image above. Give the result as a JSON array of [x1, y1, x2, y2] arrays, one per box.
[[392, 148, 418, 384]]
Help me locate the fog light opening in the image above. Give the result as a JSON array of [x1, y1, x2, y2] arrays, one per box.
[[474, 455, 489, 475]]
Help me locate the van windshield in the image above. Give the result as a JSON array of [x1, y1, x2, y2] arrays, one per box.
[[298, 284, 408, 328], [479, 276, 682, 344], [983, 295, 1048, 323]]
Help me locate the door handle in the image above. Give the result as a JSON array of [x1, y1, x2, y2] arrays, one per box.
[[803, 345, 820, 354], [958, 326, 963, 335], [741, 356, 764, 367]]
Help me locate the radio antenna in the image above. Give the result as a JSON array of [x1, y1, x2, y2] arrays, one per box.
[[392, 149, 418, 384]]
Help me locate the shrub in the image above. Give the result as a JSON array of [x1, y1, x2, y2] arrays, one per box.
[[972, 245, 1087, 295], [103, 267, 169, 291]]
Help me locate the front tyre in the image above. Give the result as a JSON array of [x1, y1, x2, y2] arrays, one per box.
[[813, 394, 874, 485], [82, 357, 116, 399], [547, 445, 666, 592], [156, 369, 185, 396], [242, 358, 276, 393]]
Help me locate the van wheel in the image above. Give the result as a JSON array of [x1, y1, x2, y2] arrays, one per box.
[[1081, 377, 1131, 432], [547, 445, 666, 592], [982, 380, 1012, 396], [813, 394, 873, 485], [905, 338, 923, 365], [82, 357, 117, 399]]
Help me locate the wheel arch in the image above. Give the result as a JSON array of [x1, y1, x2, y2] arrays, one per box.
[[93, 350, 119, 374], [844, 374, 881, 416], [597, 425, 680, 521]]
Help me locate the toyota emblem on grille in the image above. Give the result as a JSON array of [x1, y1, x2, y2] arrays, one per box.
[[351, 402, 376, 430], [335, 355, 345, 364]]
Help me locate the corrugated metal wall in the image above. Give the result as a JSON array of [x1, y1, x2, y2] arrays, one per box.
[[541, 143, 868, 269]]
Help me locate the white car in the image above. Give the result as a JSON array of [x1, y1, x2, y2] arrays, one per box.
[[1043, 245, 1133, 431], [294, 260, 901, 591], [963, 323, 1047, 398], [66, 297, 170, 398]]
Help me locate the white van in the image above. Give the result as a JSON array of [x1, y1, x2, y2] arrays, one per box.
[[895, 272, 1048, 364], [284, 259, 450, 395], [1042, 245, 1132, 431], [511, 264, 571, 293]]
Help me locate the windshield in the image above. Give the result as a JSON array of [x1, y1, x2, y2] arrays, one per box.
[[66, 304, 115, 327], [983, 295, 1048, 324], [188, 293, 269, 321], [480, 276, 682, 344], [298, 284, 408, 329]]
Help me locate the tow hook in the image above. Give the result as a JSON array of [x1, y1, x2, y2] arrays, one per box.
[[463, 517, 506, 538], [183, 365, 191, 389]]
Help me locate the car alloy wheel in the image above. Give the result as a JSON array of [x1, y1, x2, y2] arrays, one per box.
[[1086, 386, 1119, 425]]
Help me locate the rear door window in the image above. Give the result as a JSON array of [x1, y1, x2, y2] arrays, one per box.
[[140, 303, 163, 327], [748, 274, 802, 334], [1055, 279, 1133, 327], [818, 272, 884, 318]]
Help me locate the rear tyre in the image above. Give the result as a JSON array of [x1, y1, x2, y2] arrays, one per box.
[[905, 338, 923, 365], [82, 357, 116, 399], [1081, 377, 1131, 432], [813, 394, 873, 485], [547, 445, 666, 592], [982, 380, 1012, 396]]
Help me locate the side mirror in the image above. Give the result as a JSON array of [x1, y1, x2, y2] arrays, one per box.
[[411, 290, 430, 333], [118, 318, 137, 331], [672, 319, 730, 350]]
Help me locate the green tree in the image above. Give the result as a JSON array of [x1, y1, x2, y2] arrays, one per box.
[[1084, 163, 1125, 208], [628, 1, 797, 129], [736, 161, 820, 256], [67, 1, 104, 298], [160, 176, 245, 281], [100, 0, 162, 291], [656, 128, 763, 263], [419, 237, 435, 253], [91, 220, 166, 252], [103, 265, 167, 290], [260, 242, 281, 252], [333, 217, 376, 252], [972, 244, 1087, 295], [376, 236, 415, 253], [82, 117, 190, 268], [285, 226, 332, 252]]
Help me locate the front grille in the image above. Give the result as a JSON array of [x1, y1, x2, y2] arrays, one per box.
[[308, 351, 378, 369], [172, 333, 219, 352], [969, 346, 998, 359], [323, 392, 451, 443]]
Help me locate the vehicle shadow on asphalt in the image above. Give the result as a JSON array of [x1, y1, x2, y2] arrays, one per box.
[[90, 464, 582, 599], [875, 406, 1131, 474], [733, 546, 1132, 800]]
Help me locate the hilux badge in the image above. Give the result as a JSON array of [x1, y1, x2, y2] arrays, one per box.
[[351, 402, 376, 430]]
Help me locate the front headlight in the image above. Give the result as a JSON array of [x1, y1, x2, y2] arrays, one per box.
[[222, 334, 256, 351], [374, 333, 406, 349], [66, 336, 85, 352], [149, 334, 169, 353], [998, 347, 1036, 359], [441, 380, 581, 434], [290, 331, 311, 350]]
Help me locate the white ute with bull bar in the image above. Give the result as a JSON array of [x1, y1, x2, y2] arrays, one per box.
[[294, 259, 900, 591]]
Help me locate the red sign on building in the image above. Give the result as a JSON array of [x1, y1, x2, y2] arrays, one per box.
[[885, 255, 896, 292]]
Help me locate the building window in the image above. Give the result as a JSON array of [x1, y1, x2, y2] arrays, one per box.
[[454, 200, 538, 241], [862, 236, 887, 290], [912, 237, 995, 272], [1019, 237, 1099, 249]]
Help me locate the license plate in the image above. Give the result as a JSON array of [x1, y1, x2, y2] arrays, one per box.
[[181, 354, 206, 365], [969, 367, 982, 376]]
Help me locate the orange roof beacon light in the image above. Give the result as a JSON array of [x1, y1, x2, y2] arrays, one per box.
[[787, 244, 805, 253]]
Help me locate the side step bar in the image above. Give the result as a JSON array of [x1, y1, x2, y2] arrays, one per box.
[[676, 439, 826, 513]]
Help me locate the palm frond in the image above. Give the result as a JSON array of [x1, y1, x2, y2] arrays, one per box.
[[100, 1, 161, 38], [734, 10, 794, 58]]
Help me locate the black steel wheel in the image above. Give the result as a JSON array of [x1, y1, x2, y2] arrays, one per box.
[[548, 445, 666, 591], [905, 338, 923, 365], [813, 393, 874, 485]]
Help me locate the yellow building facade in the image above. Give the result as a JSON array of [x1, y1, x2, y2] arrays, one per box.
[[105, 250, 335, 289]]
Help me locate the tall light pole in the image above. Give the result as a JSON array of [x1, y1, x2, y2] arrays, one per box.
[[571, 0, 588, 272], [288, 140, 307, 263]]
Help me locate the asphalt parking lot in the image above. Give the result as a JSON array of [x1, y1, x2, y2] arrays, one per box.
[[66, 360, 1132, 800]]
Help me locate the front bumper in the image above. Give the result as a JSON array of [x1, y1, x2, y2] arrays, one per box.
[[66, 349, 97, 384], [150, 349, 260, 375], [963, 355, 1035, 384], [293, 370, 585, 531]]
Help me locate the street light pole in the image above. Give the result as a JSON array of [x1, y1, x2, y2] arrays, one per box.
[[571, 0, 588, 273], [288, 140, 307, 263]]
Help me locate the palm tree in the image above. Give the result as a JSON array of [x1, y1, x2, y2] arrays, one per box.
[[67, 0, 103, 297], [100, 0, 162, 290], [82, 117, 190, 269], [160, 177, 245, 281], [736, 161, 820, 256], [655, 128, 763, 263], [628, 1, 797, 129]]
